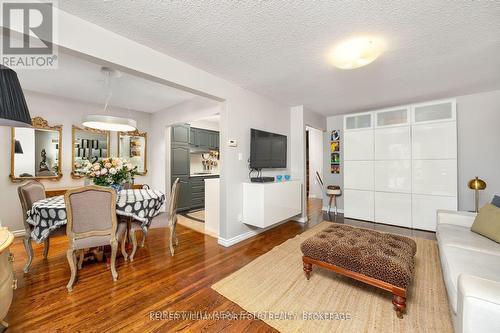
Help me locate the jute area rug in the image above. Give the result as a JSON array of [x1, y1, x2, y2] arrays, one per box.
[[212, 222, 453, 333]]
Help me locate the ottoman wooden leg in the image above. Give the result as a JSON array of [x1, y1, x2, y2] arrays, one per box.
[[303, 257, 312, 280], [392, 294, 406, 318]]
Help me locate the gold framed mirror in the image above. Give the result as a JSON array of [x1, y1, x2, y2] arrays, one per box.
[[118, 130, 147, 175], [71, 125, 110, 178], [10, 117, 63, 181]]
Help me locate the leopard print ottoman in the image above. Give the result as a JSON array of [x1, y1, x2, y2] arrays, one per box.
[[300, 224, 417, 318]]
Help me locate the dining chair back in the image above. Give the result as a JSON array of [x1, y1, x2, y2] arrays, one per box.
[[17, 180, 47, 273], [64, 185, 125, 291]]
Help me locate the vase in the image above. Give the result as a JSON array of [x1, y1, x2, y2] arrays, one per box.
[[110, 184, 124, 192]]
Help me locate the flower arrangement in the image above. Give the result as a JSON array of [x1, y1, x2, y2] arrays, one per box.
[[81, 157, 138, 187]]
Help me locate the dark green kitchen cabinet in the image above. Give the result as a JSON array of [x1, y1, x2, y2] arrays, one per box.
[[172, 124, 190, 144]]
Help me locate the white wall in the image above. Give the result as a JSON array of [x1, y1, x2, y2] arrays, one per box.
[[0, 90, 151, 232], [307, 126, 324, 199], [324, 89, 500, 213]]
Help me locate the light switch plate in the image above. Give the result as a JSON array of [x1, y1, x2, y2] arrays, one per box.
[[228, 139, 237, 147]]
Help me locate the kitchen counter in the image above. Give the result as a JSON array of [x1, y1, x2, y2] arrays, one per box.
[[189, 173, 219, 178]]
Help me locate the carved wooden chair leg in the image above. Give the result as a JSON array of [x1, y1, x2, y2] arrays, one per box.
[[43, 237, 50, 259], [129, 229, 138, 262], [140, 231, 147, 248], [120, 231, 128, 261], [0, 319, 8, 331], [169, 226, 175, 256], [77, 249, 84, 270], [66, 249, 77, 292], [303, 258, 312, 280], [23, 235, 33, 273], [392, 295, 406, 318], [110, 240, 118, 281]]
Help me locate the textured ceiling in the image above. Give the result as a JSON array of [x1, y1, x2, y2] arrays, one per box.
[[17, 51, 197, 112], [58, 1, 500, 115]]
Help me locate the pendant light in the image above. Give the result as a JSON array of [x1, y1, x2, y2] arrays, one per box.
[[82, 67, 137, 132], [0, 65, 32, 127]]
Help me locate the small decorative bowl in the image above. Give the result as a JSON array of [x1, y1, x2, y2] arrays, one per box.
[[276, 175, 283, 182], [284, 175, 291, 181]]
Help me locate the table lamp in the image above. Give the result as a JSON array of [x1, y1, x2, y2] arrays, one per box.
[[468, 177, 486, 212]]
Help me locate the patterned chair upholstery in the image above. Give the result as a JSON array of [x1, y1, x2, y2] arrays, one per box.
[[64, 186, 127, 292]]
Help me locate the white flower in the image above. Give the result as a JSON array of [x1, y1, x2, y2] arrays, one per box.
[[100, 168, 108, 175], [109, 167, 117, 175], [116, 164, 123, 171], [126, 163, 133, 170]]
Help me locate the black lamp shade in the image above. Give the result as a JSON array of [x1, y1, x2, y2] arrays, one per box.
[[0, 65, 32, 127], [14, 140, 23, 154]]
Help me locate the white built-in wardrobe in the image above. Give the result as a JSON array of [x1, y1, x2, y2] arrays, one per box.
[[343, 99, 457, 231]]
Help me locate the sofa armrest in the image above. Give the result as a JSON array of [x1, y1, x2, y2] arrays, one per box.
[[437, 210, 476, 228], [457, 274, 500, 333]]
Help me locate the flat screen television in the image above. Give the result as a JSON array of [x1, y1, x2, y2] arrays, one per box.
[[250, 129, 287, 169]]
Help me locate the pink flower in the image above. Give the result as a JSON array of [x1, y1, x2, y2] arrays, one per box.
[[104, 163, 112, 169], [100, 168, 108, 175], [93, 164, 100, 171]]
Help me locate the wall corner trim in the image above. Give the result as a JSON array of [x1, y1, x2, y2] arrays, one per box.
[[217, 219, 291, 247]]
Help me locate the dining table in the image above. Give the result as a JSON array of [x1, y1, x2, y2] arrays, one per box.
[[26, 189, 166, 243]]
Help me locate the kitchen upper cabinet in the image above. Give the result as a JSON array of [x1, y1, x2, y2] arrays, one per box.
[[189, 127, 219, 150], [172, 124, 190, 144]]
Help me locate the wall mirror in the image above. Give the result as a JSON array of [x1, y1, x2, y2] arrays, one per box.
[[118, 130, 147, 175], [10, 117, 63, 181], [72, 125, 110, 177]]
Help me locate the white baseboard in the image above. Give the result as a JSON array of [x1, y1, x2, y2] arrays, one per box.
[[12, 229, 25, 237], [322, 206, 344, 214], [293, 216, 308, 223], [218, 219, 290, 247]]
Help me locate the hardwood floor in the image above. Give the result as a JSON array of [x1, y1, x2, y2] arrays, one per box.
[[6, 199, 434, 332]]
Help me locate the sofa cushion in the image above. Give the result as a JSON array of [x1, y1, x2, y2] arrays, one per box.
[[471, 204, 500, 243], [437, 223, 500, 256], [492, 195, 500, 208], [439, 244, 500, 313]]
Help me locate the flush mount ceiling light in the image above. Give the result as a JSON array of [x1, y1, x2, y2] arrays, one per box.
[[82, 67, 137, 132], [328, 37, 385, 69]]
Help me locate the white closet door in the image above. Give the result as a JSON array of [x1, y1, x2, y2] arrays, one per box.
[[375, 192, 412, 228], [374, 126, 411, 160], [412, 194, 457, 231], [374, 160, 411, 193], [344, 189, 374, 221], [344, 130, 374, 161], [412, 122, 457, 159], [344, 160, 374, 191], [412, 159, 457, 196]]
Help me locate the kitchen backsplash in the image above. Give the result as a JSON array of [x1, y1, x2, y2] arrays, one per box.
[[190, 152, 220, 175]]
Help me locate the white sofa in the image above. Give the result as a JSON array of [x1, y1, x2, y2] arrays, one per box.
[[436, 210, 500, 333]]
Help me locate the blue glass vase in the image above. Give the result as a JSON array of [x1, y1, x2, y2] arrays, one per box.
[[110, 184, 124, 192]]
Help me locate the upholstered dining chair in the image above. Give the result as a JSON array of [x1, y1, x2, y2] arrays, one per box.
[[127, 178, 180, 261], [18, 180, 66, 273], [64, 186, 127, 292]]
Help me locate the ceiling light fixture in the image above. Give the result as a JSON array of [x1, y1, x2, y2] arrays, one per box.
[[329, 36, 385, 69], [82, 67, 137, 132]]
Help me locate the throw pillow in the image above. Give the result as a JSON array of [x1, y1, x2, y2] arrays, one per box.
[[471, 204, 500, 243], [491, 195, 500, 208]]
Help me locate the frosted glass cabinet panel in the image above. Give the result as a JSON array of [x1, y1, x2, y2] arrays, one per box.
[[412, 194, 457, 231], [412, 122, 457, 159], [374, 127, 411, 160], [412, 159, 457, 196], [345, 113, 372, 130], [413, 101, 455, 123], [374, 160, 411, 193], [375, 192, 412, 228], [344, 130, 374, 161], [376, 108, 409, 127], [344, 189, 374, 221], [344, 160, 374, 191]]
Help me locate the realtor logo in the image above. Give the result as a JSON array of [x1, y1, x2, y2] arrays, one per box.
[[1, 1, 58, 68]]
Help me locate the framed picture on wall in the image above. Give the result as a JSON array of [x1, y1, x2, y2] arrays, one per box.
[[330, 130, 341, 174]]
